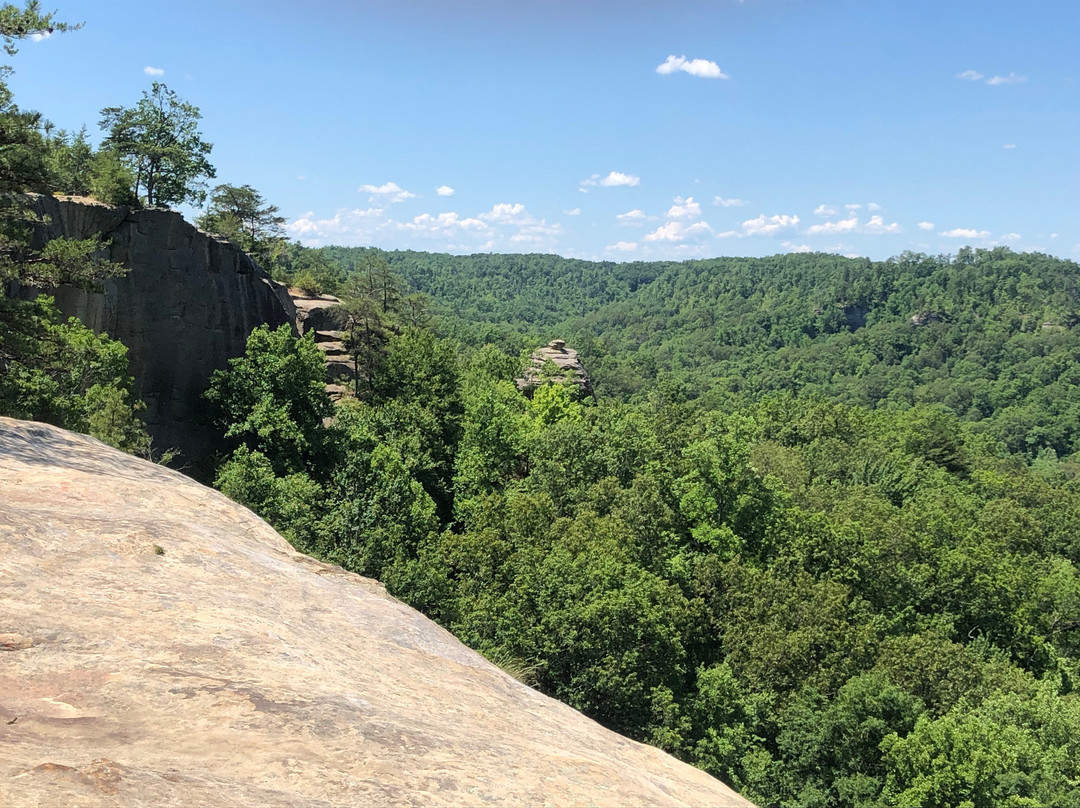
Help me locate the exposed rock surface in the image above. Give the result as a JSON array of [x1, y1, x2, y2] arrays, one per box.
[[517, 339, 595, 400], [909, 310, 947, 327], [291, 292, 342, 337], [0, 417, 751, 807], [289, 291, 355, 399], [13, 195, 295, 475]]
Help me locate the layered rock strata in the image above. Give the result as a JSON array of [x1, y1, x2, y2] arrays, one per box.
[[289, 291, 355, 400], [517, 339, 596, 400], [0, 417, 752, 807]]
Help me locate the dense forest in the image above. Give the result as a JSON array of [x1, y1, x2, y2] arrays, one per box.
[[204, 246, 1080, 808], [319, 246, 1080, 461], [5, 4, 1080, 806]]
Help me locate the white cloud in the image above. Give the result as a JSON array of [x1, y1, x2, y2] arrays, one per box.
[[741, 213, 799, 237], [296, 175, 306, 181], [510, 219, 563, 244], [716, 230, 741, 239], [644, 220, 713, 242], [1003, 143, 1017, 149], [288, 200, 565, 253], [286, 208, 385, 243], [782, 241, 812, 253], [867, 202, 882, 211], [607, 241, 638, 252], [563, 208, 581, 216], [805, 215, 858, 235], [805, 214, 900, 236], [143, 66, 165, 76], [959, 69, 1027, 87], [435, 185, 455, 197], [844, 203, 862, 211], [987, 72, 1026, 86], [666, 196, 701, 220], [656, 55, 729, 79], [401, 211, 489, 234], [30, 31, 52, 42], [581, 170, 641, 190], [1051, 233, 1059, 239], [713, 195, 747, 207], [358, 181, 417, 203], [616, 209, 649, 223], [942, 227, 990, 238], [476, 203, 562, 247], [1001, 232, 1021, 241], [917, 221, 935, 231], [480, 202, 530, 225], [814, 204, 838, 217], [863, 215, 902, 234]]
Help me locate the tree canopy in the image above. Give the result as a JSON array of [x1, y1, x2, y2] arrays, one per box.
[[196, 183, 285, 266], [99, 82, 215, 207], [208, 252, 1080, 808]]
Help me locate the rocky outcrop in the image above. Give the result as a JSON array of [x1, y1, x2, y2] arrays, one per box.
[[0, 417, 752, 807], [517, 339, 595, 400], [15, 195, 294, 476], [291, 291, 342, 336], [289, 291, 355, 400], [909, 310, 947, 327]]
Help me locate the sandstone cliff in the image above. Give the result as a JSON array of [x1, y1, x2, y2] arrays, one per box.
[[0, 417, 752, 807], [16, 195, 295, 475]]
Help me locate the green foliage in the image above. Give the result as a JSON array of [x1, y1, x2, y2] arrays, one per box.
[[880, 680, 1080, 808], [196, 183, 286, 269], [324, 247, 1080, 458], [99, 82, 215, 207], [42, 126, 91, 193], [205, 324, 331, 474], [214, 445, 324, 554], [0, 2, 76, 55], [0, 296, 151, 454]]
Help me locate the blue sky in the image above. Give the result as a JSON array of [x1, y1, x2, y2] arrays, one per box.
[[12, 0, 1080, 262]]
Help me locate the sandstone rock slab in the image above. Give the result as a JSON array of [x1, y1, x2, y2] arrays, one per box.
[[0, 418, 751, 807]]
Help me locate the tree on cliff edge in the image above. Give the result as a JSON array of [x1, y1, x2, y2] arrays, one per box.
[[197, 183, 286, 269], [99, 82, 215, 208]]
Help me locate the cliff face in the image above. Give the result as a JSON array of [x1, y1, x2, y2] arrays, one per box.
[[21, 195, 295, 474], [0, 417, 753, 808]]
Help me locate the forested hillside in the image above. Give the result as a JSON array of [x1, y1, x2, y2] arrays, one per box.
[[320, 246, 1080, 460]]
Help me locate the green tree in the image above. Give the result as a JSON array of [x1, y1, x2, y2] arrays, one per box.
[[196, 183, 285, 265], [338, 295, 388, 397], [214, 445, 325, 555], [99, 82, 215, 207], [347, 252, 402, 314], [205, 324, 332, 474], [0, 1, 75, 52]]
